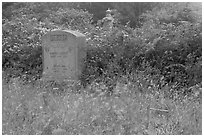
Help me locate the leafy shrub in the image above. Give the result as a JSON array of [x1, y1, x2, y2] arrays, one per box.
[[49, 8, 93, 32], [2, 2, 201, 93], [81, 3, 202, 92], [137, 3, 202, 88], [2, 16, 45, 81]]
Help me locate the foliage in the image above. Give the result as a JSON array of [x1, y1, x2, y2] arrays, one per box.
[[2, 4, 93, 82], [2, 2, 202, 135], [2, 2, 161, 28], [49, 8, 93, 32], [81, 2, 202, 90], [2, 2, 202, 91], [136, 2, 202, 88]]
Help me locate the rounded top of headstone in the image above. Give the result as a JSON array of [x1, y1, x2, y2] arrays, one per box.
[[44, 29, 85, 38]]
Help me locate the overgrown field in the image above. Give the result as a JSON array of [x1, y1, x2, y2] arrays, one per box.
[[2, 2, 202, 135], [2, 74, 202, 135]]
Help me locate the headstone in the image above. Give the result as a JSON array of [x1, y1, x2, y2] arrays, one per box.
[[42, 29, 86, 81]]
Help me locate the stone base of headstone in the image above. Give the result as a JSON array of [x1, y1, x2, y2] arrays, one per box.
[[39, 78, 83, 94]]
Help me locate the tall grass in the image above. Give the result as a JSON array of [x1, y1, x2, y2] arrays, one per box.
[[2, 74, 202, 135]]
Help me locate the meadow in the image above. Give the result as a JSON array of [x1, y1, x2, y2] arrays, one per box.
[[2, 73, 202, 135]]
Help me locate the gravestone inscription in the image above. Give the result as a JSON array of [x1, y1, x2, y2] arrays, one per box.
[[42, 29, 86, 81]]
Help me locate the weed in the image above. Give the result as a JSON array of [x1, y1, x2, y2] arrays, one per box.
[[2, 75, 202, 135]]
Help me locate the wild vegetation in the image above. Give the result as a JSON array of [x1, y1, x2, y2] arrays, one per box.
[[2, 2, 202, 135]]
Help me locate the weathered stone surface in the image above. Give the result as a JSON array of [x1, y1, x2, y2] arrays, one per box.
[[42, 29, 86, 81]]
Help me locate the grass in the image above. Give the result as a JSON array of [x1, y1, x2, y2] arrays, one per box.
[[2, 75, 202, 135]]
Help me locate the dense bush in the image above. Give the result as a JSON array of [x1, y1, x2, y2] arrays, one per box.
[[2, 2, 202, 92], [81, 3, 202, 90], [2, 4, 93, 82], [138, 3, 202, 88], [2, 16, 44, 81]]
